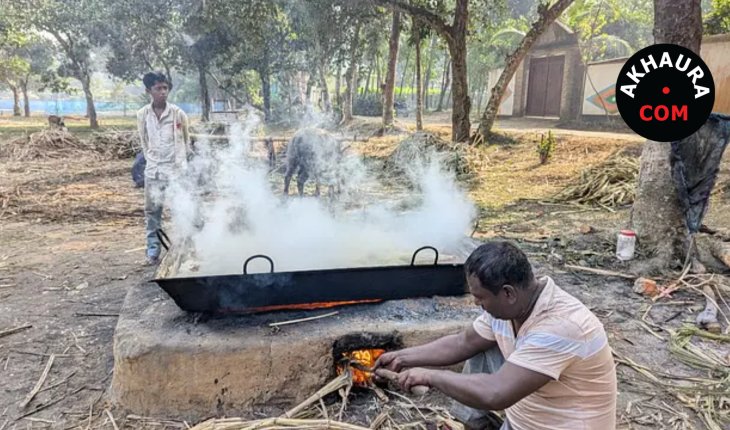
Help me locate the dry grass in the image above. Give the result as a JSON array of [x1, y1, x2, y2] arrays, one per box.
[[0, 129, 94, 160], [0, 158, 141, 223], [554, 154, 639, 208], [350, 127, 639, 209], [87, 129, 140, 159]]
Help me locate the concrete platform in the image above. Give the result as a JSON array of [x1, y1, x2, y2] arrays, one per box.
[[111, 281, 479, 422]]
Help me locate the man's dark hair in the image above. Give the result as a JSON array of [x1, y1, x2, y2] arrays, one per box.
[[465, 241, 534, 294], [142, 71, 172, 90]]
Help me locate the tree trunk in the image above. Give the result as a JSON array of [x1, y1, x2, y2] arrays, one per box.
[[423, 36, 437, 111], [335, 60, 342, 109], [21, 78, 30, 117], [448, 0, 471, 143], [382, 12, 400, 128], [11, 85, 21, 117], [398, 47, 411, 98], [319, 61, 331, 112], [476, 0, 576, 140], [375, 54, 382, 95], [306, 72, 315, 104], [413, 20, 423, 131], [371, 0, 470, 141], [630, 0, 703, 272], [436, 56, 450, 112], [199, 65, 211, 122], [342, 21, 362, 123], [260, 71, 271, 121], [364, 64, 372, 97], [81, 76, 99, 129]]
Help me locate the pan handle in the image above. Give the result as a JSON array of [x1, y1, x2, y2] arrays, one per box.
[[243, 255, 275, 274], [156, 229, 171, 251], [410, 246, 439, 266]]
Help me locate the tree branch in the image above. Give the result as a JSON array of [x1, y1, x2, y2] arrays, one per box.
[[207, 71, 246, 106], [368, 0, 452, 41]]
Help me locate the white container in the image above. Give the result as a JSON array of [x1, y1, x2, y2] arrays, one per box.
[[616, 230, 637, 261]]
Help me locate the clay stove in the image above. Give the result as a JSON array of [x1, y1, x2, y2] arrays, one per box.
[[110, 239, 480, 422]]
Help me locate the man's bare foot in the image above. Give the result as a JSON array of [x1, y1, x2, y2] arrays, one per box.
[[143, 256, 159, 266]]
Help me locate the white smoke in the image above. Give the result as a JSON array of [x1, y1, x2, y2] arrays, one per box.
[[164, 108, 476, 276]]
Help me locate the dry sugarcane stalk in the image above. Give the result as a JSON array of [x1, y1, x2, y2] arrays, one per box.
[[20, 354, 55, 408], [190, 418, 374, 430], [370, 412, 390, 430], [283, 372, 353, 418], [696, 285, 722, 334], [564, 265, 636, 279], [0, 325, 31, 340]]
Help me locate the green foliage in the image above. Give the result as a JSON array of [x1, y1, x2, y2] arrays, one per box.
[[566, 0, 653, 62], [537, 130, 556, 165], [704, 0, 730, 35], [101, 0, 186, 83]]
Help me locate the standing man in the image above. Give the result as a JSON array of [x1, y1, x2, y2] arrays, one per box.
[[374, 241, 617, 430], [137, 72, 191, 266]]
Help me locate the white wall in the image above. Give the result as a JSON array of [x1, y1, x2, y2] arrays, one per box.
[[582, 60, 624, 116], [488, 68, 516, 116]]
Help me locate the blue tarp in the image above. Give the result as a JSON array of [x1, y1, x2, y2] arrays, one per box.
[[0, 99, 203, 115]]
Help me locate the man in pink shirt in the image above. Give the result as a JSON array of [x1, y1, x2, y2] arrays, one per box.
[[374, 241, 617, 430]]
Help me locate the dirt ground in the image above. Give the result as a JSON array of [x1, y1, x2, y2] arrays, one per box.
[[1, 114, 729, 430]]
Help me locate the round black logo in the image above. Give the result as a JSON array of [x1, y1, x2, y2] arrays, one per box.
[[615, 43, 715, 142]]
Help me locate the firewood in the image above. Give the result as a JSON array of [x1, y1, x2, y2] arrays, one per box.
[[696, 285, 721, 334]]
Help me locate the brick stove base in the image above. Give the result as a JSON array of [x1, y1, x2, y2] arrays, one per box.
[[111, 281, 479, 422]]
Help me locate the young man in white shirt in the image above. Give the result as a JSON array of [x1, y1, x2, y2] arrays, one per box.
[[136, 72, 191, 266]]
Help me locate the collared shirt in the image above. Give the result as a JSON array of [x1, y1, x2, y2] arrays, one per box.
[[473, 277, 617, 430], [137, 103, 190, 181], [145, 104, 175, 180]]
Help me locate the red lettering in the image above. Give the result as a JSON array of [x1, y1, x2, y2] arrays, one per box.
[[655, 105, 669, 121], [640, 105, 653, 121], [672, 105, 687, 120]]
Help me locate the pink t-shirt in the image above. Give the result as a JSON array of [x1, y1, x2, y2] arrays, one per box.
[[473, 277, 617, 430]]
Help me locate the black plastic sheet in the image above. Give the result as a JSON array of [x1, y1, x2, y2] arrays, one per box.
[[670, 113, 730, 234]]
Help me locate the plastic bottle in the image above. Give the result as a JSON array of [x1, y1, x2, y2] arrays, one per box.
[[616, 230, 636, 261]]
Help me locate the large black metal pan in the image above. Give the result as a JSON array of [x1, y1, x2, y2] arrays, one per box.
[[152, 232, 469, 314]]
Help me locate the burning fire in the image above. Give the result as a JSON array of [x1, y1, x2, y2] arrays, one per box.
[[226, 299, 382, 313], [337, 349, 385, 386]]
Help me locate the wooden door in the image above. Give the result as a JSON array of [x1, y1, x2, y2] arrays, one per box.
[[526, 55, 565, 117]]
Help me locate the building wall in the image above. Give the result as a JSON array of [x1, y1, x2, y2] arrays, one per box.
[[518, 44, 584, 121], [487, 68, 516, 116], [582, 59, 626, 116], [701, 34, 730, 114], [511, 21, 584, 122], [581, 34, 730, 116]]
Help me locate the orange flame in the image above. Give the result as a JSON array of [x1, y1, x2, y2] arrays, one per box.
[[337, 349, 385, 386], [226, 299, 382, 313]]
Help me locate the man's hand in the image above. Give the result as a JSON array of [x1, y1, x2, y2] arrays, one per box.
[[395, 368, 434, 393], [374, 350, 408, 372]]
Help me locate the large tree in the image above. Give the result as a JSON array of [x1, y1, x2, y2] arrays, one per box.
[[475, 0, 576, 140], [9, 0, 104, 128], [629, 0, 704, 272], [102, 0, 185, 84], [371, 0, 472, 142], [208, 0, 301, 121], [382, 12, 401, 129]]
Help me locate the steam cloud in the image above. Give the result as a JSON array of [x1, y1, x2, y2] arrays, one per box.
[[162, 106, 476, 276]]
